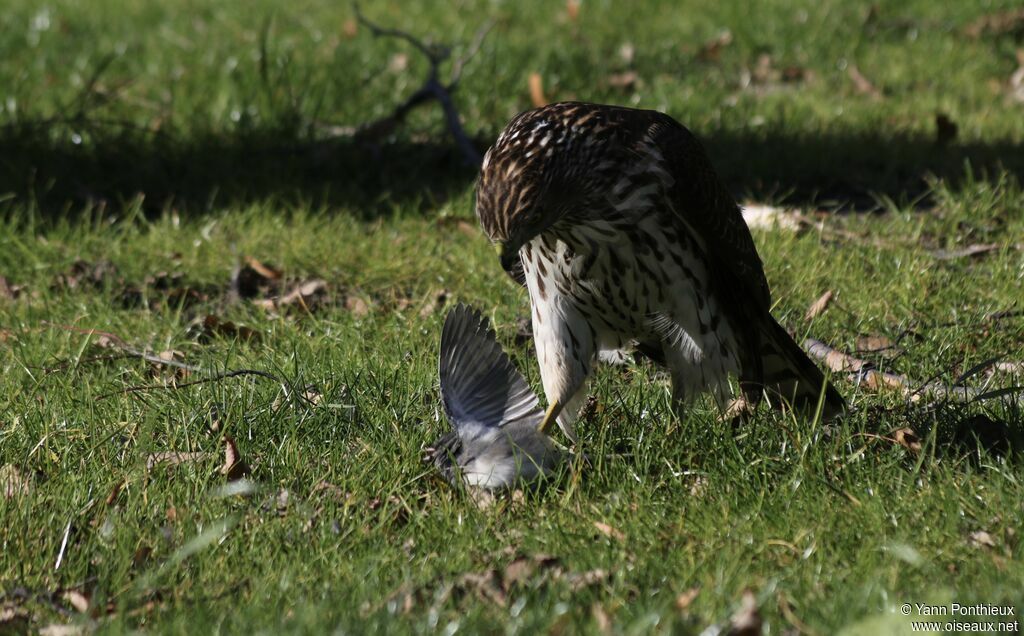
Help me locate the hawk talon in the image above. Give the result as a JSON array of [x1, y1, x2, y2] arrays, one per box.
[[538, 400, 562, 435]]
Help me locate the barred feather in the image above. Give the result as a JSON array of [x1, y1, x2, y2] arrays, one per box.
[[475, 102, 845, 424]]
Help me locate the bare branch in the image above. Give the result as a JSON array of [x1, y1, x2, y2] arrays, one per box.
[[96, 369, 286, 401], [449, 20, 497, 84], [42, 322, 298, 403], [348, 3, 487, 165], [353, 2, 448, 66], [804, 338, 1023, 404]]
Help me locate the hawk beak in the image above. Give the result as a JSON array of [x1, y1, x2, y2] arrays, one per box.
[[538, 399, 562, 435], [495, 241, 517, 272]]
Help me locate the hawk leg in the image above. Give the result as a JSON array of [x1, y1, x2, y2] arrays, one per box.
[[531, 297, 595, 443]]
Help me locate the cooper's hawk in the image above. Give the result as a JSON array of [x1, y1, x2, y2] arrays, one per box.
[[475, 102, 844, 439]]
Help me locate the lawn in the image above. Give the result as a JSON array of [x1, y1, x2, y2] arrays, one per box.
[[2, 0, 1023, 633]]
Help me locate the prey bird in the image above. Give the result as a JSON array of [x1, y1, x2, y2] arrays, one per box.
[[475, 102, 845, 439], [428, 304, 562, 489]]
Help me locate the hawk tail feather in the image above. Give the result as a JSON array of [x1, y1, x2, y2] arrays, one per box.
[[748, 317, 846, 419]]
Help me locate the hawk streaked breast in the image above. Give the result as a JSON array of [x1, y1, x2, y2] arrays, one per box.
[[475, 102, 844, 439]]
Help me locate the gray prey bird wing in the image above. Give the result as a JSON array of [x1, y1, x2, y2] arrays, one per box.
[[428, 304, 562, 489]]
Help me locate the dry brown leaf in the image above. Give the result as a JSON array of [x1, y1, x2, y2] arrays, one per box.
[[618, 42, 635, 65], [963, 8, 1024, 39], [156, 349, 185, 364], [243, 256, 283, 281], [697, 30, 733, 62], [579, 394, 602, 422], [607, 71, 639, 90], [62, 590, 90, 614], [90, 332, 122, 349], [566, 568, 610, 592], [53, 258, 119, 291], [0, 275, 24, 301], [419, 289, 450, 319], [751, 53, 775, 84], [221, 435, 250, 481], [720, 396, 753, 422], [459, 570, 507, 607], [132, 544, 153, 568], [146, 451, 212, 471], [1010, 49, 1024, 103], [591, 604, 612, 633], [39, 625, 85, 636], [311, 479, 347, 502], [255, 278, 328, 311], [782, 66, 813, 83], [342, 18, 358, 38], [105, 479, 126, 507], [676, 587, 700, 611], [566, 0, 581, 22], [593, 521, 625, 542], [384, 586, 416, 615], [969, 530, 997, 549], [728, 590, 762, 636], [891, 427, 922, 454], [777, 591, 814, 635], [689, 475, 709, 498], [345, 295, 370, 317], [2, 605, 30, 631], [456, 220, 478, 239], [848, 63, 882, 99], [198, 314, 261, 343], [502, 557, 537, 588], [274, 489, 291, 514], [805, 290, 834, 321], [232, 261, 279, 299], [528, 72, 547, 108], [302, 385, 324, 406], [741, 54, 813, 87], [1, 465, 32, 500], [502, 553, 560, 592], [935, 113, 958, 145], [389, 52, 409, 73]]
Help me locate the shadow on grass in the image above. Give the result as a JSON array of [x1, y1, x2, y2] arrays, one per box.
[[2, 118, 1023, 218], [867, 401, 1024, 461], [0, 122, 479, 219]]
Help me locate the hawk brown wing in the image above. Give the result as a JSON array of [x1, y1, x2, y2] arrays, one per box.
[[638, 113, 772, 313]]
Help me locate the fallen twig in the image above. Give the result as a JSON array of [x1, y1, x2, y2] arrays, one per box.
[[96, 369, 286, 402], [847, 63, 882, 99], [351, 3, 490, 165], [42, 322, 296, 403], [1, 586, 77, 619], [42, 322, 201, 373], [803, 338, 1022, 404]]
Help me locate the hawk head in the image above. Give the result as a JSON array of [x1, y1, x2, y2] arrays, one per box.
[[475, 103, 623, 271]]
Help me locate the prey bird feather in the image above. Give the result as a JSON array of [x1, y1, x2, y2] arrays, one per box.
[[428, 304, 562, 489]]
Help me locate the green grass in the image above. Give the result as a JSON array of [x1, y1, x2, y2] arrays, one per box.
[[2, 0, 1024, 633]]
